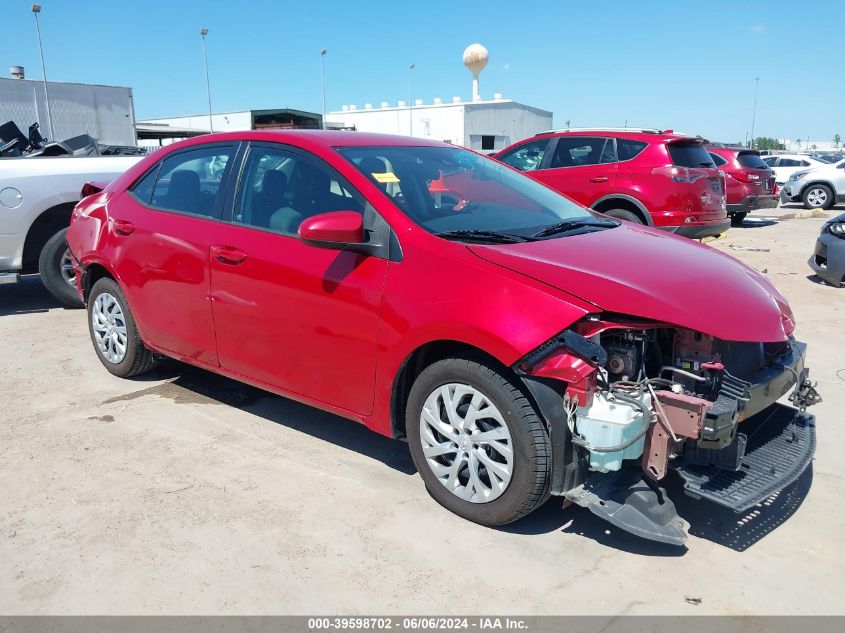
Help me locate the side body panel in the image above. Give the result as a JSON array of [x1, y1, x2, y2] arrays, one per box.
[[208, 222, 389, 415]]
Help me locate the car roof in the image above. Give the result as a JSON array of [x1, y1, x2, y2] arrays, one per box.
[[531, 129, 698, 143], [168, 129, 447, 151]]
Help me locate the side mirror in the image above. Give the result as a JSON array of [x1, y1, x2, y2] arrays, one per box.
[[298, 211, 364, 250]]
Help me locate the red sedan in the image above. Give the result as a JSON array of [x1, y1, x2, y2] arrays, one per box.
[[67, 131, 818, 545]]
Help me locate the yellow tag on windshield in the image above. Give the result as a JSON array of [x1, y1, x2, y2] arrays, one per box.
[[372, 172, 400, 184]]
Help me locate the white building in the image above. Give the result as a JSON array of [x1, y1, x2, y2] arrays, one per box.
[[325, 96, 553, 152], [0, 74, 137, 146]]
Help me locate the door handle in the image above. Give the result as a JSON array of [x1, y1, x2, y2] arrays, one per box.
[[112, 219, 135, 236], [589, 176, 609, 183], [211, 245, 248, 265]]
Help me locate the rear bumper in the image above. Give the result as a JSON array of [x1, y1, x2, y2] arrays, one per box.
[[809, 233, 845, 287], [663, 218, 731, 239], [727, 194, 778, 214]]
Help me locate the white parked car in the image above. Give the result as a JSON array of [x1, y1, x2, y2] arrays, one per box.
[[0, 154, 143, 305], [780, 159, 845, 210], [761, 154, 827, 185]]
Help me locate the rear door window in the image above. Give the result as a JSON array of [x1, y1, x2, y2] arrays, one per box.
[[709, 152, 729, 167], [736, 152, 770, 169], [763, 156, 778, 166], [549, 137, 612, 168], [667, 143, 716, 168], [779, 158, 803, 167], [617, 139, 648, 161], [151, 146, 234, 217], [498, 139, 550, 172]]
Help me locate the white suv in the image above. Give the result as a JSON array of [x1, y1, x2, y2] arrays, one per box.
[[762, 154, 827, 185], [780, 159, 845, 210]]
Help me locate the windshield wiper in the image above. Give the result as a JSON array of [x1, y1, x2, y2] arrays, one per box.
[[435, 229, 526, 244], [531, 217, 617, 238]]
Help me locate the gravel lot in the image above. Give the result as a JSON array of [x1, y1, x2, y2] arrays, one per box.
[[1, 203, 843, 615]]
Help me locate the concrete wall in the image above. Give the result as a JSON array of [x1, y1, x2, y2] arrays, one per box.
[[0, 78, 136, 146], [326, 103, 465, 144], [326, 99, 552, 151], [140, 111, 252, 134]]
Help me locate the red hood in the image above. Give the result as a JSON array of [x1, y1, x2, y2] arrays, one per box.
[[469, 224, 793, 342]]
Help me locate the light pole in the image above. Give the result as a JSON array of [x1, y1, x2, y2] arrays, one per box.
[[408, 63, 415, 136], [749, 77, 759, 149], [200, 28, 214, 133], [320, 49, 327, 130], [31, 4, 54, 140]]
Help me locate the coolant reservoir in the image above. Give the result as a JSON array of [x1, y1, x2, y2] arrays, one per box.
[[575, 391, 652, 472]]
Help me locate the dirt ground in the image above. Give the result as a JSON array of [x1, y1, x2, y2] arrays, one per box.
[[1, 203, 843, 615]]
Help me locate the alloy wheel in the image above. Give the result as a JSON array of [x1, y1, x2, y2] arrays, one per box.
[[419, 383, 513, 503], [807, 187, 828, 207], [60, 249, 76, 288], [91, 292, 128, 364]]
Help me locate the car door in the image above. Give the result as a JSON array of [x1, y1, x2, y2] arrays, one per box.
[[109, 143, 236, 364], [530, 136, 618, 206], [208, 143, 389, 415]]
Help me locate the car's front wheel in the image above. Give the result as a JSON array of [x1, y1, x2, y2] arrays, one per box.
[[406, 355, 551, 526], [88, 277, 157, 378], [39, 228, 84, 308], [803, 184, 834, 210], [730, 212, 748, 226], [601, 208, 643, 223]]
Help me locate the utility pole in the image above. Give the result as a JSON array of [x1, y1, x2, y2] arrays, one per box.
[[31, 4, 54, 140], [200, 28, 214, 133], [320, 49, 327, 130], [749, 77, 759, 148], [409, 63, 415, 136]]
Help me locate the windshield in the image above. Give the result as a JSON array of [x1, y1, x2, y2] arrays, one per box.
[[337, 145, 605, 239]]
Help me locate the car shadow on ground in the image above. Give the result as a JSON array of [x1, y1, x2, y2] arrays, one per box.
[[511, 466, 814, 555], [733, 217, 779, 229], [122, 362, 418, 476], [0, 275, 63, 316], [122, 361, 816, 553], [806, 273, 842, 288]]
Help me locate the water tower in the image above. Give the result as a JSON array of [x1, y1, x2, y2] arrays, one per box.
[[463, 43, 489, 102]]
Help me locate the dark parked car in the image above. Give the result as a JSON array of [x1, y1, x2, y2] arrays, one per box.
[[707, 147, 778, 225], [809, 213, 845, 287]]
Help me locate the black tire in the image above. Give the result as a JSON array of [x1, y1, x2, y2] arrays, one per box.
[[601, 208, 643, 224], [406, 355, 551, 526], [87, 277, 157, 378], [38, 227, 83, 308], [802, 184, 835, 210], [730, 212, 748, 226]]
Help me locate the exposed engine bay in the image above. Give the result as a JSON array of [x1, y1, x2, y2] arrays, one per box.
[[517, 315, 821, 545]]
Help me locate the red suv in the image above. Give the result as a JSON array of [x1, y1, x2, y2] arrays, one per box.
[[66, 131, 817, 546], [707, 146, 778, 225], [494, 128, 729, 238]]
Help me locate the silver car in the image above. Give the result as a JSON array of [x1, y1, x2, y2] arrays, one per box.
[[781, 159, 845, 209]]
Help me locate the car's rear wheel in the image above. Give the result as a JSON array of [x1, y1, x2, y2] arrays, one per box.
[[803, 184, 834, 210], [406, 355, 551, 526], [38, 228, 83, 308], [730, 212, 748, 226], [88, 277, 157, 377], [601, 208, 643, 224]]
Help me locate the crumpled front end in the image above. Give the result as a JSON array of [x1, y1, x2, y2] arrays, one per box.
[[516, 316, 820, 545]]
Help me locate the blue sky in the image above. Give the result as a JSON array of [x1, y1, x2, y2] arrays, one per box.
[[5, 0, 843, 143]]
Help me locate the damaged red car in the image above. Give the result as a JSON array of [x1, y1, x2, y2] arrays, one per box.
[[66, 131, 820, 545]]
